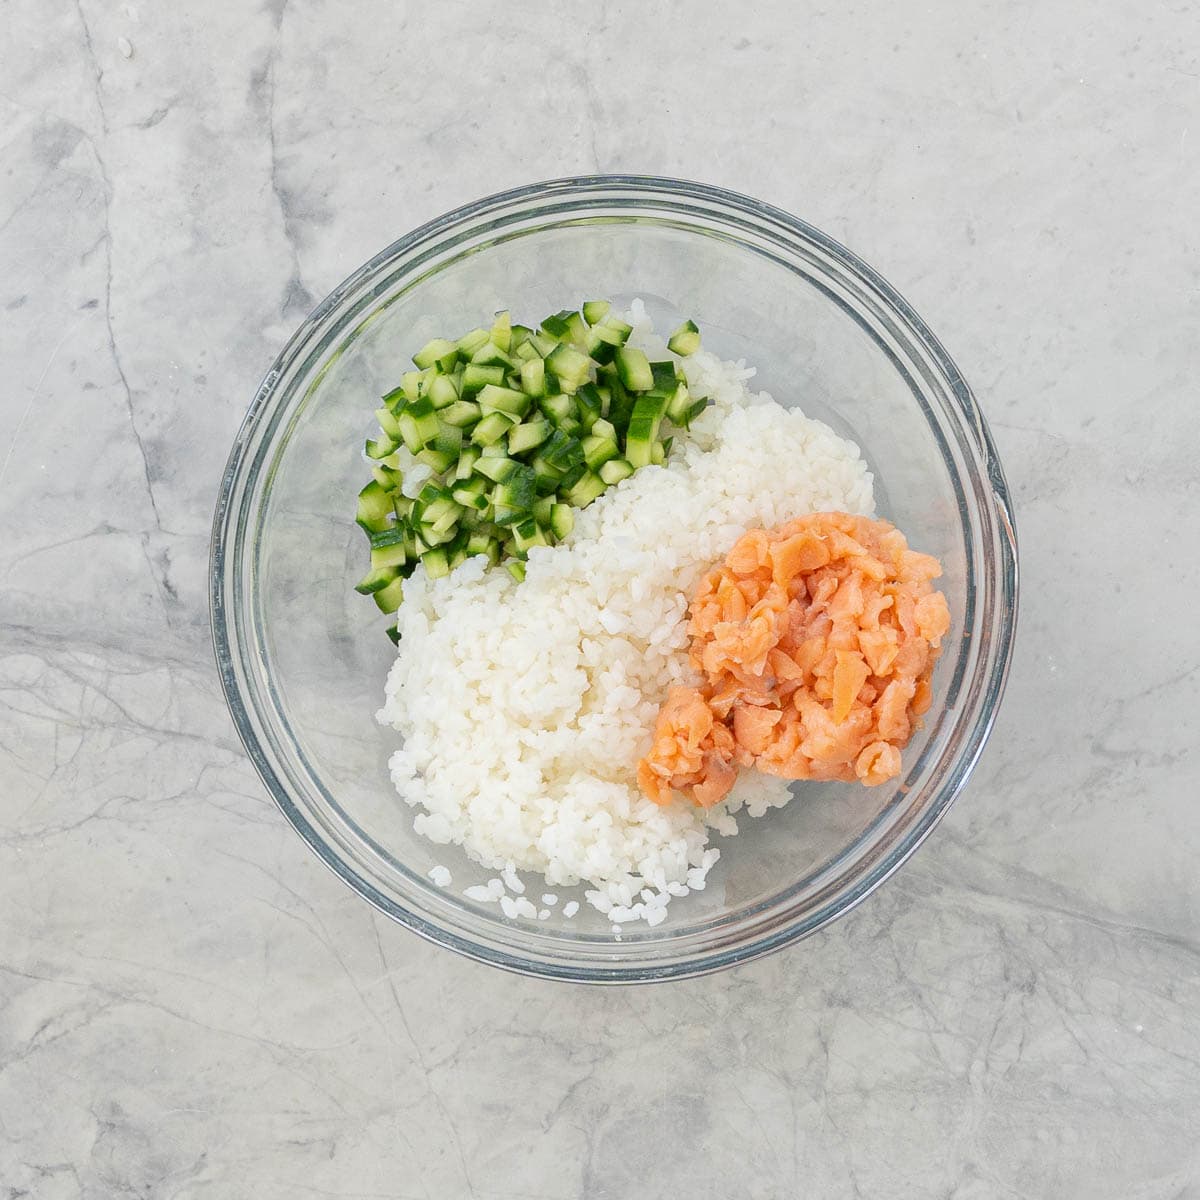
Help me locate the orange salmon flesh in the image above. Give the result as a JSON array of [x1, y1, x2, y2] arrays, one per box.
[[637, 512, 951, 808]]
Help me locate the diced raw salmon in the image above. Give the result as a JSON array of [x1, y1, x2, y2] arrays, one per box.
[[831, 650, 871, 724], [857, 628, 899, 677], [855, 741, 902, 786], [692, 752, 739, 807], [637, 513, 950, 806], [770, 531, 830, 581], [915, 592, 951, 644], [733, 704, 783, 755]]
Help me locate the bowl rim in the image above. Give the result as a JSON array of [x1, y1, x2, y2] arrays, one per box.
[[210, 173, 1019, 983]]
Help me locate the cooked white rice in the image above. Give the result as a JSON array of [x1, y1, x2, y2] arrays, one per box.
[[378, 305, 875, 925]]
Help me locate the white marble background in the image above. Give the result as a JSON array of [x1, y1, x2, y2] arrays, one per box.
[[2, 1, 1198, 1196]]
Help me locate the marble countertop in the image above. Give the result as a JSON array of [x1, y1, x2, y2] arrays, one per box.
[[3, 1, 1198, 1196]]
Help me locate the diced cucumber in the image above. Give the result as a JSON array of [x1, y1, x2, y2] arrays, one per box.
[[477, 384, 531, 418], [475, 455, 521, 484], [539, 393, 576, 428], [681, 397, 708, 427], [493, 499, 529, 528], [470, 340, 515, 369], [599, 314, 632, 340], [550, 503, 574, 540], [605, 376, 636, 437], [462, 363, 506, 394], [665, 383, 694, 425], [426, 506, 462, 537], [440, 399, 482, 428], [565, 310, 589, 344], [512, 517, 549, 553], [490, 310, 512, 352], [581, 432, 618, 470], [421, 523, 455, 547], [466, 529, 498, 557], [539, 310, 576, 341], [420, 494, 460, 526], [508, 418, 552, 455], [599, 457, 634, 486], [540, 429, 585, 472], [451, 475, 489, 508], [416, 480, 450, 504], [492, 464, 537, 525], [546, 344, 591, 392], [359, 305, 707, 626], [373, 575, 406, 613], [520, 356, 546, 398], [422, 549, 450, 580], [615, 347, 653, 392], [625, 394, 668, 468], [398, 396, 440, 448], [575, 383, 603, 431], [650, 361, 679, 392], [365, 434, 400, 460], [470, 411, 516, 446], [416, 446, 457, 473], [370, 539, 410, 570], [530, 457, 564, 495], [584, 326, 620, 364], [395, 414, 422, 454], [456, 327, 490, 356], [400, 370, 424, 403], [375, 406, 403, 439], [369, 524, 406, 548], [506, 560, 526, 583], [432, 423, 463, 453], [532, 495, 554, 527], [385, 623, 400, 645], [413, 338, 459, 371], [667, 319, 701, 356], [558, 461, 587, 490], [371, 464, 403, 491], [563, 470, 606, 507], [428, 373, 460, 409], [357, 564, 399, 596], [456, 445, 481, 480]]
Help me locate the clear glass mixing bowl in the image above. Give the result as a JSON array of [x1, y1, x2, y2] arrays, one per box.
[[211, 176, 1018, 982]]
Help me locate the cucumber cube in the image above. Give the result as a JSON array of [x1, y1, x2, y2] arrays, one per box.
[[546, 344, 591, 392], [615, 347, 653, 392], [373, 575, 407, 613], [413, 338, 459, 371], [667, 319, 701, 356]]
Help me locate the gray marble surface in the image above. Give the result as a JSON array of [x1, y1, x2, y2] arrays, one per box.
[[2, 0, 1198, 1196]]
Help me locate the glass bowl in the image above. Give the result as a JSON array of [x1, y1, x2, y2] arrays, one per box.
[[211, 176, 1018, 982]]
